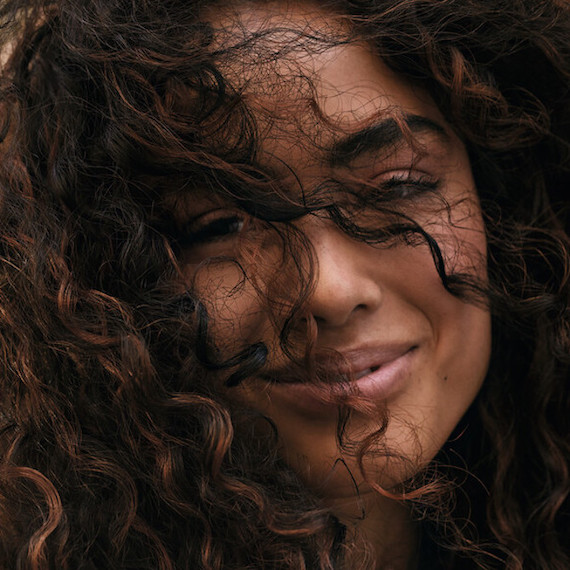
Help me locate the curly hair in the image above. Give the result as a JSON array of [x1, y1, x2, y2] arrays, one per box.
[[0, 0, 568, 569]]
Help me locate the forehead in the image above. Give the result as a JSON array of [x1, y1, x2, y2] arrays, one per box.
[[207, 1, 449, 170]]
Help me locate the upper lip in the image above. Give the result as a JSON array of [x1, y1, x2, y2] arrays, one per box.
[[261, 342, 417, 384]]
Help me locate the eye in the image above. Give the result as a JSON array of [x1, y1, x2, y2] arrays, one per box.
[[376, 172, 440, 201], [177, 209, 246, 247]]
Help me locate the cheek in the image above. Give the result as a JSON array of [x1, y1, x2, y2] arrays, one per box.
[[410, 262, 491, 455], [380, 195, 491, 447], [446, 204, 488, 278], [426, 302, 491, 460], [186, 262, 270, 351], [409, 198, 490, 382]]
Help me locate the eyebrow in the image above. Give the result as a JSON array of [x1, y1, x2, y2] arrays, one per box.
[[326, 113, 450, 167]]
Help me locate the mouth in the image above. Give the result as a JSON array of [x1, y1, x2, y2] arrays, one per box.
[[257, 344, 418, 415], [334, 343, 418, 384], [354, 365, 380, 380]]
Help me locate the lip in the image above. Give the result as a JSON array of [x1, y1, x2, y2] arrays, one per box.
[[261, 344, 418, 416]]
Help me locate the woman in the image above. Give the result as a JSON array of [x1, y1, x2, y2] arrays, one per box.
[[0, 0, 568, 568]]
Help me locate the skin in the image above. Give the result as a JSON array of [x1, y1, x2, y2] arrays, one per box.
[[177, 2, 492, 567]]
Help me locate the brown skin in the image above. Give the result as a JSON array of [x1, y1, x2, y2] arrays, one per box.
[[179, 3, 491, 567], [0, 0, 568, 567]]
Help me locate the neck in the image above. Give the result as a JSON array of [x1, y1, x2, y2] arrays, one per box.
[[327, 492, 419, 570]]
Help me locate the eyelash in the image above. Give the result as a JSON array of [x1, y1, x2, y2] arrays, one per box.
[[376, 173, 440, 200], [178, 174, 440, 247], [177, 211, 246, 247]]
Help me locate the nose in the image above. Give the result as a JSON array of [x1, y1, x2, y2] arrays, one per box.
[[302, 219, 383, 328]]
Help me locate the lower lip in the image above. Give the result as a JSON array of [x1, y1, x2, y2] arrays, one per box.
[[264, 348, 416, 416]]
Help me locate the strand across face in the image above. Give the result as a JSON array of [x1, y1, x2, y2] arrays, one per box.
[[176, 3, 491, 505]]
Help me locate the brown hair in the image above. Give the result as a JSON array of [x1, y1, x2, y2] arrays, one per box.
[[0, 0, 568, 568]]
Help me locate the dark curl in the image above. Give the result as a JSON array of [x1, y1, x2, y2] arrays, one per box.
[[0, 0, 568, 569]]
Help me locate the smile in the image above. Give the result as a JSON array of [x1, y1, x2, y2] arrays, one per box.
[[354, 366, 380, 380], [260, 345, 418, 416]]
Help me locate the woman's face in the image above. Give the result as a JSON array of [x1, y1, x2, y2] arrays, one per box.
[[179, 3, 491, 504]]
